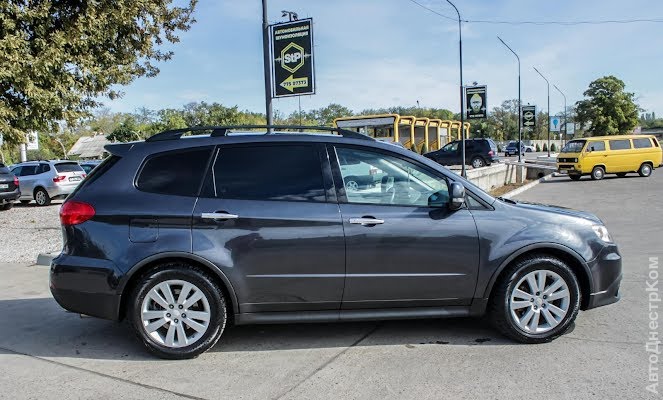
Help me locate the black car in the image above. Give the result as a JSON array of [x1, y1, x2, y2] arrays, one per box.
[[424, 138, 499, 168], [50, 126, 622, 359], [79, 160, 102, 174], [505, 141, 526, 156], [0, 164, 20, 210]]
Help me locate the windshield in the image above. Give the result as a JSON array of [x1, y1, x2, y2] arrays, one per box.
[[442, 142, 458, 152], [561, 140, 586, 153]]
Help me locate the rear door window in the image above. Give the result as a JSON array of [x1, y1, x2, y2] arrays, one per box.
[[136, 147, 213, 197], [19, 165, 37, 176], [54, 162, 84, 173], [204, 145, 326, 202], [633, 138, 653, 149], [38, 163, 51, 174], [609, 139, 631, 150]]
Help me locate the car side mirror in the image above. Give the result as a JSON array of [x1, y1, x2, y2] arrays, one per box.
[[427, 190, 449, 208], [448, 182, 465, 211]]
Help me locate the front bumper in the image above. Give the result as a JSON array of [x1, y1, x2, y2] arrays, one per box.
[[0, 189, 20, 203], [585, 244, 622, 309], [49, 253, 123, 320]]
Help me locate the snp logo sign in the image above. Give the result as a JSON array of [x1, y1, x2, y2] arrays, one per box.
[[280, 42, 305, 73]]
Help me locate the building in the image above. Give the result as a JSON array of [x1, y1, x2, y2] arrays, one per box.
[[68, 134, 110, 159]]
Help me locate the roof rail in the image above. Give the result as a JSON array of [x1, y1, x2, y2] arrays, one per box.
[[144, 125, 374, 142]]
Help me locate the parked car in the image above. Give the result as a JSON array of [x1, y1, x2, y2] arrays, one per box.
[[0, 164, 20, 210], [505, 141, 526, 156], [424, 138, 499, 168], [79, 160, 103, 174], [557, 135, 662, 181], [10, 160, 86, 206], [51, 126, 622, 359], [524, 144, 536, 153]]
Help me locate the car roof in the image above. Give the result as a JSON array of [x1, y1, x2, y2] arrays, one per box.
[[574, 134, 657, 140]]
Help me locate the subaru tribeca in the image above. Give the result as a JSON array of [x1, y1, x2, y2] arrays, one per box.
[[50, 126, 622, 359]]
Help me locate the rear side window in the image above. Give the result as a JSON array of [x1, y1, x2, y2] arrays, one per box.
[[206, 145, 325, 202], [38, 164, 51, 174], [633, 138, 653, 149], [588, 141, 605, 151], [609, 139, 631, 150], [137, 148, 212, 197], [54, 162, 83, 173], [19, 165, 37, 176]]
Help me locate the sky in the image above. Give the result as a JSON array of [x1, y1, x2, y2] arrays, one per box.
[[104, 0, 663, 118]]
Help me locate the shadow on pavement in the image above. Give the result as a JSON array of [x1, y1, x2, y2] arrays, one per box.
[[0, 297, 513, 361]]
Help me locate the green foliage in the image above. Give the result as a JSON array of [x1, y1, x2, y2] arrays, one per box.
[[575, 76, 639, 136], [0, 0, 197, 146], [359, 106, 453, 121], [543, 143, 548, 152], [409, 143, 417, 152], [536, 144, 541, 152], [550, 143, 557, 152], [419, 142, 428, 154]]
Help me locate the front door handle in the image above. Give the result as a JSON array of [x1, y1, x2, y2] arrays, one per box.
[[201, 212, 239, 220], [349, 217, 385, 226]]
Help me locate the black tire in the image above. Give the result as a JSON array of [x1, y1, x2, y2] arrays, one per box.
[[20, 200, 31, 205], [488, 254, 580, 344], [471, 156, 486, 169], [591, 166, 605, 181], [129, 262, 227, 359], [616, 172, 627, 178], [34, 187, 51, 206], [1, 203, 13, 210], [344, 176, 361, 192], [638, 163, 653, 177], [526, 148, 532, 153], [569, 174, 581, 181]]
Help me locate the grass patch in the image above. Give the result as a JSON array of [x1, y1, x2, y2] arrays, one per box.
[[489, 179, 533, 197]]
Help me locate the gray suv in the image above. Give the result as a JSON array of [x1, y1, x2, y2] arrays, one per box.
[[11, 160, 86, 206], [50, 126, 621, 359]]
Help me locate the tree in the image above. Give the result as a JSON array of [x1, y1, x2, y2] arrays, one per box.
[[107, 116, 142, 143], [488, 100, 519, 141], [0, 0, 197, 146], [575, 76, 639, 136], [307, 104, 353, 125]]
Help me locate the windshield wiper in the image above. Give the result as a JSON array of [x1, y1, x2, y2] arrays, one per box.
[[496, 196, 517, 204]]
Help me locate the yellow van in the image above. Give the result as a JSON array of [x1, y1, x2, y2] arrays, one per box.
[[557, 135, 662, 180]]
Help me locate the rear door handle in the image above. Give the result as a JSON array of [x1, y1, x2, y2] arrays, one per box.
[[349, 217, 384, 226], [201, 212, 239, 220]]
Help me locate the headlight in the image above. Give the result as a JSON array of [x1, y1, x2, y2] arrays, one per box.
[[574, 158, 578, 163], [592, 225, 613, 243]]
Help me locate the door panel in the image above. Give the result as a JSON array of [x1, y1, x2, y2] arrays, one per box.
[[192, 143, 345, 313], [331, 145, 480, 309]]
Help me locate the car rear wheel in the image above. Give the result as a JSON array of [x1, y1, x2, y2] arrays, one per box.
[[569, 174, 581, 181], [130, 263, 227, 359], [638, 163, 653, 177], [34, 188, 51, 206], [1, 203, 13, 211], [591, 166, 605, 180], [471, 157, 485, 168], [344, 177, 360, 192], [488, 254, 580, 343]]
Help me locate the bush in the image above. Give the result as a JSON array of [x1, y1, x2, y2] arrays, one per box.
[[535, 144, 541, 152], [410, 143, 417, 152], [419, 142, 428, 154], [550, 143, 557, 152], [542, 143, 548, 152]]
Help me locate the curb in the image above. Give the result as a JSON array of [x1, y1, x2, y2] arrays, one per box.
[[36, 252, 59, 267], [502, 173, 555, 199]]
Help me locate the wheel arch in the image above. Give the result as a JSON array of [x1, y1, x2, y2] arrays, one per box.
[[118, 252, 239, 321], [482, 243, 593, 310]]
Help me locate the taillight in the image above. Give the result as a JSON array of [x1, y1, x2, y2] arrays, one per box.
[[53, 175, 66, 183], [13, 176, 19, 187], [82, 174, 87, 178], [60, 201, 95, 226], [488, 150, 494, 156]]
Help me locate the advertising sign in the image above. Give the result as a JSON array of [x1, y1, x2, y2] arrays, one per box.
[[270, 19, 315, 97], [465, 85, 487, 119]]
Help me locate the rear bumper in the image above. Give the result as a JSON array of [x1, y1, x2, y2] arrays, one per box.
[[585, 244, 622, 309], [49, 253, 122, 320], [48, 184, 78, 199], [0, 189, 20, 203]]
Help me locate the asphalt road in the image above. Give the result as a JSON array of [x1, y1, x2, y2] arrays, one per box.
[[0, 170, 660, 399]]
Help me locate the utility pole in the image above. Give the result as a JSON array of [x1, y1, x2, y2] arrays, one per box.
[[445, 0, 466, 177], [533, 66, 551, 157], [554, 84, 567, 149], [498, 36, 522, 163], [261, 0, 273, 127]]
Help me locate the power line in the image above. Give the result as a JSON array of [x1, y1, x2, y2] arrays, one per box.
[[406, 0, 663, 25]]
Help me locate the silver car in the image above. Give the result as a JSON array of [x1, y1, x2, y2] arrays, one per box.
[[10, 160, 86, 206]]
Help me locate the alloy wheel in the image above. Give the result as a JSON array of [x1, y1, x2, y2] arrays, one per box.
[[141, 279, 211, 348], [345, 180, 359, 192], [509, 270, 570, 334]]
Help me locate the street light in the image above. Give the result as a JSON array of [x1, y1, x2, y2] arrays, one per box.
[[553, 84, 567, 149], [533, 66, 551, 157], [261, 0, 273, 128], [445, 0, 466, 177], [497, 36, 522, 163]]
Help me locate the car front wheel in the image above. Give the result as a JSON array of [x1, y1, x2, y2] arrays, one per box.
[[488, 254, 580, 343], [34, 188, 51, 206], [591, 166, 605, 180], [130, 263, 227, 359]]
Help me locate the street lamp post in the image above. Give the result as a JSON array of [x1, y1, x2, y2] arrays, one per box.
[[533, 66, 551, 157], [445, 0, 466, 177], [554, 84, 567, 149], [261, 0, 273, 127], [497, 36, 522, 163]]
